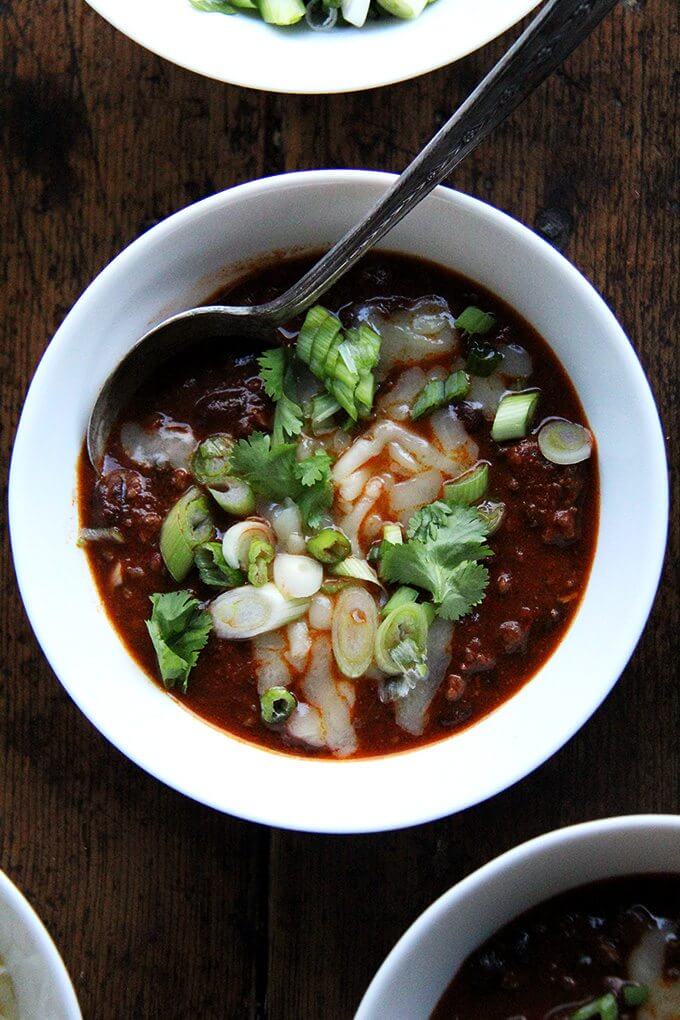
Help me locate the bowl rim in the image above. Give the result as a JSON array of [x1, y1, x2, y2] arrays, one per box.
[[9, 171, 669, 834], [82, 0, 541, 95], [356, 814, 680, 1018], [0, 870, 82, 1019]]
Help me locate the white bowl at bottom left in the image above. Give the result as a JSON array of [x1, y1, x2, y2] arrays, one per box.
[[0, 871, 81, 1020]]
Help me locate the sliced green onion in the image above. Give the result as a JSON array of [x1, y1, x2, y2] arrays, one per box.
[[621, 983, 649, 1007], [208, 479, 255, 517], [382, 523, 403, 546], [195, 541, 244, 589], [311, 392, 341, 431], [444, 370, 471, 401], [297, 305, 342, 370], [411, 379, 444, 421], [476, 499, 506, 536], [374, 602, 429, 677], [444, 462, 489, 505], [381, 586, 418, 618], [306, 528, 351, 565], [210, 583, 309, 640], [376, 0, 427, 17], [354, 373, 376, 418], [538, 418, 593, 465], [465, 341, 502, 377], [331, 585, 378, 678], [77, 526, 124, 546], [411, 371, 470, 421], [320, 578, 352, 595], [454, 306, 496, 335], [257, 0, 306, 24], [247, 537, 275, 587], [569, 993, 618, 1020], [160, 486, 213, 582], [491, 390, 540, 442], [273, 553, 323, 599], [222, 519, 275, 570], [331, 556, 381, 586], [260, 687, 297, 725], [191, 433, 234, 488]]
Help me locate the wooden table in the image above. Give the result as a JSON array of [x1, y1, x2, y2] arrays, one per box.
[[0, 2, 677, 1016]]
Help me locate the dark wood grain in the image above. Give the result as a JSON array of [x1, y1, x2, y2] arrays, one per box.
[[0, 1, 677, 1017]]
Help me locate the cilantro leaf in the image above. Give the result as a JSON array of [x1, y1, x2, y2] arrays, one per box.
[[437, 561, 490, 621], [382, 504, 492, 621], [298, 480, 333, 530], [229, 432, 298, 502], [294, 450, 333, 487], [258, 348, 286, 401], [258, 350, 304, 446], [272, 392, 304, 446], [228, 433, 334, 528], [146, 591, 212, 693]]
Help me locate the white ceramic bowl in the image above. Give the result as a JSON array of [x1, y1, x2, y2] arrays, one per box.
[[0, 871, 81, 1020], [357, 815, 680, 1018], [83, 0, 540, 94], [9, 171, 668, 834]]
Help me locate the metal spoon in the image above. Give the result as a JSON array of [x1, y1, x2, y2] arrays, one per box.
[[88, 0, 618, 468]]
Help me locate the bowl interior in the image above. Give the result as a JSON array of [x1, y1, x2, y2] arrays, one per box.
[[84, 0, 540, 93], [0, 873, 81, 1020], [9, 172, 667, 833], [356, 816, 680, 1019]]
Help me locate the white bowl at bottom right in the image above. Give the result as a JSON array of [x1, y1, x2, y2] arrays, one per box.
[[357, 814, 680, 1018]]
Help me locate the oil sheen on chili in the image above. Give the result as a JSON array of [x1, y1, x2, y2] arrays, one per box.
[[431, 874, 680, 1019], [78, 253, 598, 759]]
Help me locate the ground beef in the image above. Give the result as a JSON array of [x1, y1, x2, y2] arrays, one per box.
[[93, 468, 161, 539], [502, 436, 585, 546]]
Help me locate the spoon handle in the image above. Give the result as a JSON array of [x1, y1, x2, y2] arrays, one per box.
[[265, 0, 617, 321]]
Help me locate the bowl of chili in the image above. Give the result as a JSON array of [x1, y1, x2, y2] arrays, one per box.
[[9, 171, 668, 832], [357, 815, 680, 1018]]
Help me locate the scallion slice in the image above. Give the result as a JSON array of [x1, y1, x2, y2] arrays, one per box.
[[272, 553, 323, 599], [491, 390, 540, 442], [222, 520, 275, 570], [247, 537, 275, 587], [160, 486, 213, 582], [476, 499, 506, 536], [208, 479, 255, 517], [465, 341, 502, 377], [538, 419, 593, 465], [569, 993, 618, 1020], [331, 556, 381, 587], [210, 583, 309, 640], [191, 433, 234, 488], [374, 602, 429, 677], [331, 585, 378, 678], [381, 586, 419, 618], [444, 462, 489, 505], [77, 527, 125, 546], [306, 528, 351, 565], [310, 392, 341, 432], [411, 370, 470, 421], [260, 687, 297, 724], [621, 983, 649, 1007], [454, 306, 496, 335], [257, 0, 306, 24]]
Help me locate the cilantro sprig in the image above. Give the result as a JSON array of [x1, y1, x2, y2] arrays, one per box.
[[258, 348, 304, 446], [229, 432, 333, 529], [146, 591, 212, 692], [381, 503, 492, 621]]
